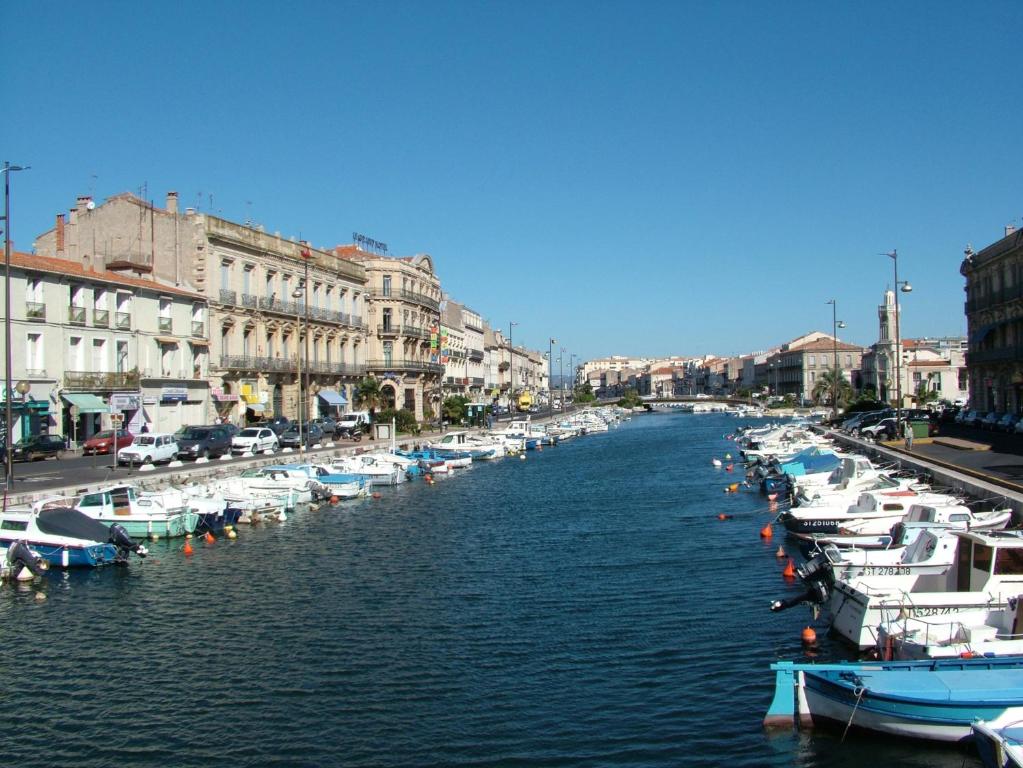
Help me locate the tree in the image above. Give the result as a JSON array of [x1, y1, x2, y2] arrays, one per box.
[[573, 382, 596, 403], [442, 395, 469, 423], [618, 387, 642, 409], [354, 377, 383, 422], [915, 382, 939, 406], [811, 369, 855, 408]]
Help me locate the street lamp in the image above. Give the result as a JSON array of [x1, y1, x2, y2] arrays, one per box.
[[569, 354, 576, 400], [3, 161, 30, 491], [826, 299, 846, 420], [883, 250, 913, 430], [559, 348, 565, 410], [548, 338, 556, 420], [292, 281, 305, 457], [508, 321, 518, 414]]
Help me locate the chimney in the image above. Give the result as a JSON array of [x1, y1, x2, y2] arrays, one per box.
[[166, 191, 178, 214], [68, 207, 77, 226], [76, 195, 92, 213], [1007, 224, 1017, 238], [56, 213, 65, 254]]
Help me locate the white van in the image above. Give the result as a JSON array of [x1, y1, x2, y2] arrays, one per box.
[[117, 433, 180, 465], [337, 411, 370, 433]]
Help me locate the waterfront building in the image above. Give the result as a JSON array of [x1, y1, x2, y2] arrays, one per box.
[[1, 250, 207, 442], [440, 299, 468, 399], [34, 192, 369, 425], [764, 332, 864, 402], [334, 246, 442, 420], [960, 227, 1023, 413]]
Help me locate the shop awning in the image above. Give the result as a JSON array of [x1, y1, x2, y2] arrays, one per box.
[[246, 402, 266, 412], [317, 388, 347, 406], [62, 393, 109, 414]]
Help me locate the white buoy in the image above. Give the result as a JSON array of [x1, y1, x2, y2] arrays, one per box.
[[278, 511, 288, 522], [16, 567, 35, 582], [151, 533, 160, 541], [712, 458, 722, 467], [227, 529, 237, 539], [34, 591, 47, 601], [520, 454, 526, 460]]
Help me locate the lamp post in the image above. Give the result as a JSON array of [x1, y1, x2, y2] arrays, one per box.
[[3, 162, 29, 490], [569, 354, 576, 400], [559, 349, 565, 411], [508, 321, 518, 415], [826, 299, 846, 420], [883, 250, 913, 430], [548, 338, 556, 420], [292, 282, 305, 457]]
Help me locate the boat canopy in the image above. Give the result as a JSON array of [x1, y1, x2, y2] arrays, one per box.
[[36, 507, 112, 542]]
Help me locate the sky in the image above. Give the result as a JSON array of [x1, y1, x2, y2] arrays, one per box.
[[4, 1, 1022, 363]]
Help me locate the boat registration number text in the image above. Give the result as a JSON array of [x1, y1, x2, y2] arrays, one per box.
[[859, 566, 910, 576]]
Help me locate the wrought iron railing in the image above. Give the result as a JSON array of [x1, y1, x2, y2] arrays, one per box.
[[68, 306, 86, 325], [25, 368, 47, 378], [93, 309, 110, 327], [64, 370, 140, 391], [403, 325, 429, 340], [967, 345, 1023, 365], [241, 293, 258, 309], [25, 302, 45, 321], [219, 289, 237, 305], [158, 317, 173, 332], [218, 355, 299, 372], [399, 288, 440, 311], [305, 361, 366, 376], [115, 311, 131, 330], [378, 324, 400, 335], [471, 377, 485, 385], [191, 321, 205, 337], [468, 349, 485, 362], [366, 358, 445, 375]]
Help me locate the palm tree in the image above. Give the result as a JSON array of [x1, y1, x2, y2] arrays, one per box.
[[811, 369, 855, 408], [353, 377, 383, 422]]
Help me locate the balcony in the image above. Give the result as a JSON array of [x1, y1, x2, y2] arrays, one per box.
[[158, 317, 173, 333], [241, 293, 258, 309], [366, 358, 445, 376], [378, 324, 400, 336], [967, 345, 1023, 366], [64, 370, 140, 391], [114, 311, 131, 330], [399, 288, 440, 312], [68, 305, 86, 325], [305, 360, 366, 376], [192, 321, 205, 337], [471, 377, 485, 385], [219, 289, 237, 305], [218, 355, 298, 373], [403, 325, 429, 340], [468, 349, 485, 362], [25, 368, 47, 378], [93, 308, 110, 327], [25, 302, 45, 321]]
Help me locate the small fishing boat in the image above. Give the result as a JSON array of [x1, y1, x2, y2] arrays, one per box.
[[765, 657, 1023, 742], [0, 503, 147, 568], [973, 720, 1023, 768], [74, 484, 199, 539]]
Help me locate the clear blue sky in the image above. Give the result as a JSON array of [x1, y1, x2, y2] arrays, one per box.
[[4, 1, 1021, 363]]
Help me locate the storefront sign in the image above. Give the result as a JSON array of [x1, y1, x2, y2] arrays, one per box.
[[110, 393, 141, 411], [213, 392, 239, 402], [160, 386, 188, 402]]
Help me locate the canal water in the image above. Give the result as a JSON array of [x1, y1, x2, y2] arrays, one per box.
[[1, 413, 981, 767]]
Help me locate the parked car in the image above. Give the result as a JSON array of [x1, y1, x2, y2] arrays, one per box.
[[83, 429, 134, 455], [176, 425, 233, 459], [117, 433, 180, 465], [996, 413, 1021, 433], [231, 427, 279, 455], [955, 409, 975, 425], [979, 411, 1001, 429], [310, 417, 338, 437], [280, 423, 325, 448], [860, 417, 899, 441], [11, 434, 66, 462]]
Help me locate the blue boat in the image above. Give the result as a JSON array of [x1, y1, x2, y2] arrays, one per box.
[[760, 447, 840, 494], [974, 720, 1023, 767], [765, 657, 1023, 742], [0, 504, 148, 568]]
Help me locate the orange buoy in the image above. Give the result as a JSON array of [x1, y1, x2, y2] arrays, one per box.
[[330, 495, 339, 504], [725, 464, 734, 472], [801, 627, 817, 645], [183, 540, 194, 556], [717, 513, 734, 520], [205, 532, 215, 544], [760, 524, 773, 539], [729, 483, 739, 493], [767, 493, 778, 502], [960, 651, 976, 659], [775, 546, 786, 558], [372, 492, 382, 499], [782, 558, 796, 578]]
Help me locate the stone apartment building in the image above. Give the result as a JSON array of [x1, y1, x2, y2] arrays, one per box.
[[1, 250, 208, 442], [34, 192, 369, 425], [961, 226, 1023, 413], [764, 331, 864, 402]]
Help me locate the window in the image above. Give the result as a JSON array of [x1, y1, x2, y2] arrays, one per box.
[[243, 264, 253, 295], [26, 333, 42, 373], [68, 336, 83, 370], [845, 354, 852, 367], [220, 259, 232, 290], [161, 343, 175, 376], [92, 338, 107, 372], [116, 340, 129, 373], [266, 271, 276, 298], [808, 355, 815, 367], [313, 283, 321, 308], [221, 325, 232, 357], [383, 341, 393, 365], [382, 275, 392, 297], [266, 333, 275, 359], [383, 308, 393, 331], [242, 328, 251, 357]]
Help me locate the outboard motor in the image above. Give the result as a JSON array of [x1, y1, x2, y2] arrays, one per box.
[[769, 550, 835, 613], [108, 523, 148, 563], [6, 540, 49, 579]]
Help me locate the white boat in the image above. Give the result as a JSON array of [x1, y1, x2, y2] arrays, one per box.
[[427, 431, 506, 459], [329, 455, 406, 486], [783, 530, 1023, 649], [780, 486, 959, 539]]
